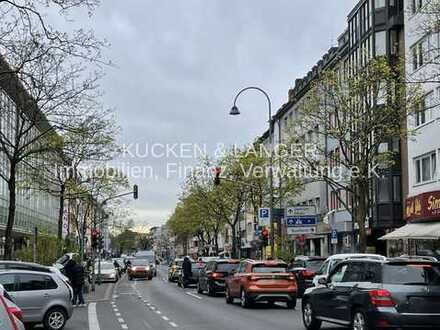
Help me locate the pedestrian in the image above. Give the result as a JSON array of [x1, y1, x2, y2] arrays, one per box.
[[70, 260, 86, 307], [182, 256, 192, 288]]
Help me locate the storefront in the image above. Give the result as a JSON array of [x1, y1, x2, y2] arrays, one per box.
[[380, 190, 440, 259]]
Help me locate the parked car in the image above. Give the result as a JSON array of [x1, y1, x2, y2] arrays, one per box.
[[168, 258, 184, 282], [225, 259, 297, 309], [312, 253, 386, 287], [288, 256, 326, 297], [302, 258, 440, 330], [0, 270, 73, 330], [0, 284, 25, 330], [94, 262, 119, 283], [127, 259, 153, 280], [197, 259, 239, 296], [177, 261, 205, 288]]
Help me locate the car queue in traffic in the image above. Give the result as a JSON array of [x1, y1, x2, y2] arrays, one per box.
[[165, 253, 440, 330]]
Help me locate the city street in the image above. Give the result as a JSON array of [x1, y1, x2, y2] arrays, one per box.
[[63, 265, 344, 330]]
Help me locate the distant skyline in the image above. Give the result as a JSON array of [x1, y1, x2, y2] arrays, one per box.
[[64, 1, 357, 227]]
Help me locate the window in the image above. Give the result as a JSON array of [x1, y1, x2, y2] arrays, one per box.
[[342, 262, 365, 282], [414, 94, 431, 127], [375, 0, 386, 9], [378, 176, 391, 202], [412, 39, 426, 71], [375, 31, 387, 56], [329, 264, 348, 284], [17, 274, 47, 291], [414, 152, 437, 184], [412, 0, 423, 14], [393, 176, 401, 202], [0, 274, 16, 292]]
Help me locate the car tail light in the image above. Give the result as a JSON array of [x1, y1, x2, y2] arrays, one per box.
[[288, 275, 296, 281], [0, 296, 20, 330], [369, 289, 395, 307], [208, 272, 224, 279], [301, 270, 315, 278], [8, 306, 23, 322]]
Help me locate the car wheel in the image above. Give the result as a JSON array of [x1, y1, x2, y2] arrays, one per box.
[[197, 282, 203, 294], [225, 286, 233, 304], [43, 307, 67, 330], [352, 309, 369, 330], [207, 284, 215, 297], [302, 301, 322, 330], [240, 289, 251, 308]]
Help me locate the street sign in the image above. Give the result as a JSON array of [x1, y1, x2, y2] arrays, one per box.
[[258, 208, 270, 226], [287, 226, 316, 235], [331, 229, 338, 245], [286, 206, 316, 217], [286, 216, 317, 226]]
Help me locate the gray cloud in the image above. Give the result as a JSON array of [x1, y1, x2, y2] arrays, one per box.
[[67, 0, 357, 226]]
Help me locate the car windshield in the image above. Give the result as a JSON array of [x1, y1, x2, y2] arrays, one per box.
[[217, 263, 239, 272], [99, 263, 115, 270], [132, 260, 149, 266], [306, 260, 325, 272], [252, 265, 287, 273], [383, 264, 440, 285], [192, 262, 205, 269]]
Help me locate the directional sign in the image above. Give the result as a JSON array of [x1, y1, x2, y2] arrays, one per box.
[[286, 216, 317, 227], [258, 208, 270, 226], [286, 206, 316, 217], [287, 226, 316, 235]]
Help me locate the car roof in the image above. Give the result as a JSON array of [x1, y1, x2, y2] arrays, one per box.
[[0, 269, 57, 276], [326, 253, 386, 261], [294, 256, 326, 261], [244, 259, 287, 265]]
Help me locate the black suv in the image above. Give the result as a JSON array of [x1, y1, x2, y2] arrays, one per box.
[[288, 256, 325, 297], [197, 259, 239, 296], [302, 258, 440, 330]]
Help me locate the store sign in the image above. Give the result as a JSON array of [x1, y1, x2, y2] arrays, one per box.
[[405, 191, 440, 222]]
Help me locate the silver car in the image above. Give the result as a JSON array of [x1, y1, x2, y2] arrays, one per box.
[[0, 270, 73, 330], [95, 262, 119, 282]]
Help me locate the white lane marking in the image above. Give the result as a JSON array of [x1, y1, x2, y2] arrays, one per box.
[[88, 303, 100, 330], [121, 325, 128, 330], [162, 316, 169, 321], [114, 308, 119, 312], [156, 310, 162, 314], [118, 318, 125, 323], [185, 292, 202, 300], [115, 312, 121, 317], [169, 322, 178, 328]]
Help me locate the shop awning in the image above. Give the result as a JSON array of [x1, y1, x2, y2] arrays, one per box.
[[379, 222, 440, 240]]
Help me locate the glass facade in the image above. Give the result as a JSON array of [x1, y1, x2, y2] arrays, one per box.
[[0, 87, 58, 235]]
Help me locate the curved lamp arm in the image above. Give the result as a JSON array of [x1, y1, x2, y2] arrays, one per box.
[[232, 86, 272, 122]]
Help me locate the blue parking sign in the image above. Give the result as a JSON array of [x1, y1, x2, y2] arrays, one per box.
[[258, 208, 270, 226]]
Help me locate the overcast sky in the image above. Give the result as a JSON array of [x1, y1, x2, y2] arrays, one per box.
[[67, 1, 357, 227]]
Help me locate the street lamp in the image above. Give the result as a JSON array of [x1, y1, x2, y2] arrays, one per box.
[[229, 86, 275, 259]]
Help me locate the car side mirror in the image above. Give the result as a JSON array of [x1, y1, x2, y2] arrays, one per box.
[[318, 277, 328, 285]]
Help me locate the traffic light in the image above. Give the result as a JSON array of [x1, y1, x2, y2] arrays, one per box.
[[98, 233, 104, 250], [261, 227, 269, 247], [213, 167, 222, 186], [91, 229, 98, 249], [133, 184, 138, 199]]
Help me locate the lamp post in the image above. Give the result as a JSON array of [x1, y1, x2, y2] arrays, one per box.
[[229, 87, 275, 258]]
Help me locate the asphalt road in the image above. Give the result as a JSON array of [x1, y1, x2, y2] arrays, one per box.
[[62, 265, 344, 330]]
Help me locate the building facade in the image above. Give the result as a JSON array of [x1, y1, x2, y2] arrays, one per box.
[[0, 57, 60, 256]]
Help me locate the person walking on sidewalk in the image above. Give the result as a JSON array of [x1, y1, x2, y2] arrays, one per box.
[[70, 260, 86, 307]]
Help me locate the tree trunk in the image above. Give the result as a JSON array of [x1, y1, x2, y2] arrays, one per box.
[[57, 184, 65, 241], [356, 183, 368, 253], [4, 164, 17, 260]]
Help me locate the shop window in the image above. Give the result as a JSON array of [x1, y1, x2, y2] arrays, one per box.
[[414, 152, 437, 184]]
